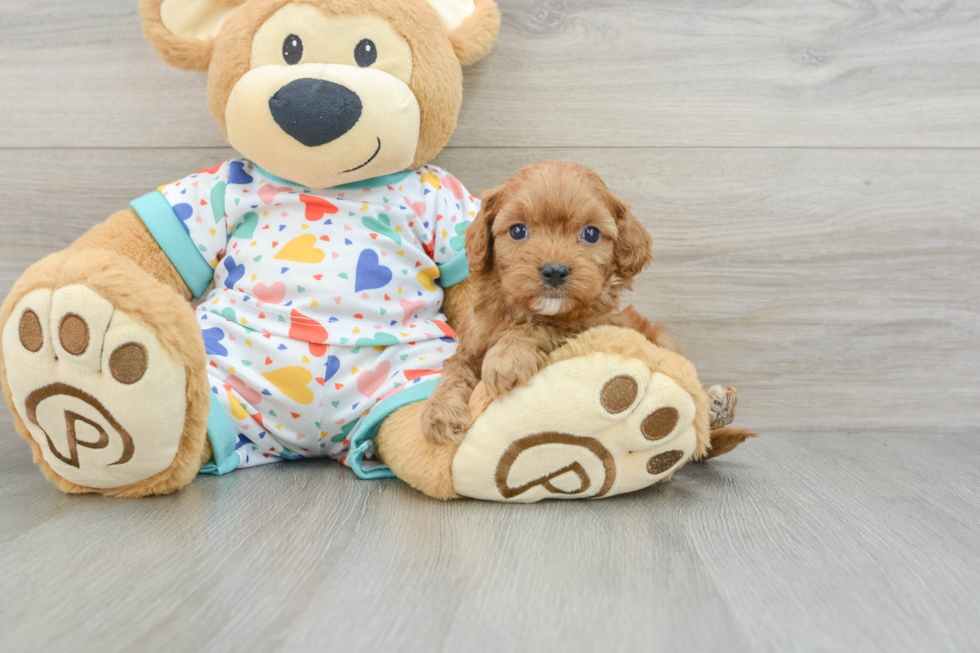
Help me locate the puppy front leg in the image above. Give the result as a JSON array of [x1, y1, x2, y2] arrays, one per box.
[[421, 354, 480, 444], [481, 326, 554, 399]]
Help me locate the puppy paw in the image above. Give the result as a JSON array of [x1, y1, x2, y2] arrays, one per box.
[[421, 390, 471, 445], [481, 344, 549, 399], [706, 385, 738, 430]]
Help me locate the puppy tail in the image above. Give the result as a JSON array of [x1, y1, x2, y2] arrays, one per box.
[[701, 427, 759, 460]]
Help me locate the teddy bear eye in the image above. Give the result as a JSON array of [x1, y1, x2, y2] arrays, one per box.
[[282, 34, 303, 65], [509, 224, 528, 240], [582, 226, 601, 244], [354, 39, 378, 67]]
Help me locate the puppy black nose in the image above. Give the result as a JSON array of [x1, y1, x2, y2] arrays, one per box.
[[540, 262, 571, 287], [269, 78, 363, 147]]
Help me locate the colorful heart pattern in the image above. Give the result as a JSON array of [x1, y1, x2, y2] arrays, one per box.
[[160, 160, 479, 469]]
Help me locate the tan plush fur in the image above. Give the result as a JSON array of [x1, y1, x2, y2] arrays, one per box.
[[449, 0, 501, 66], [374, 401, 459, 499], [421, 161, 678, 444], [0, 229, 212, 497], [141, 0, 246, 72], [74, 209, 194, 300]]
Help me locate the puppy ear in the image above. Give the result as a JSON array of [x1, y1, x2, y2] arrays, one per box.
[[140, 0, 243, 71], [425, 0, 501, 66], [467, 185, 503, 276], [610, 197, 653, 288]]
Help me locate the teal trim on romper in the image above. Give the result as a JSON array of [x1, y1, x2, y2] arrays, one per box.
[[199, 393, 242, 475], [437, 251, 469, 287], [348, 379, 440, 480], [251, 163, 412, 192], [130, 191, 214, 299]]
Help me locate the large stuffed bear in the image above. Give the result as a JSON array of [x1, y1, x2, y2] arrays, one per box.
[[0, 0, 751, 502]]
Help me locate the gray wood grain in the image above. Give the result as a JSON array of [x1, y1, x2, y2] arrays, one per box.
[[3, 0, 980, 148], [2, 0, 980, 651], [1, 422, 978, 653]]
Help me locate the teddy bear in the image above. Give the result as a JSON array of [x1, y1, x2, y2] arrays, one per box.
[[0, 0, 752, 503]]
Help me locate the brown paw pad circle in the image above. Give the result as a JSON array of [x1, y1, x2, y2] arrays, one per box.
[[109, 343, 148, 385], [59, 313, 90, 355], [647, 450, 684, 475], [641, 407, 679, 441], [18, 309, 44, 352], [600, 375, 639, 414]]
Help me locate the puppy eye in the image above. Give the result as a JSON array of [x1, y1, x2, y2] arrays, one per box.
[[354, 39, 378, 67], [282, 34, 303, 65], [582, 226, 601, 244], [509, 224, 528, 240]]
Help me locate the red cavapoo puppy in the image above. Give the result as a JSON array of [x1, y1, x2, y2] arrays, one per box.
[[422, 161, 745, 448]]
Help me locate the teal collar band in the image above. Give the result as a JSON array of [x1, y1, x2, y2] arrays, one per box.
[[250, 162, 412, 191]]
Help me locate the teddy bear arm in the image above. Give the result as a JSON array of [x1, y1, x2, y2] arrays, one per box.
[[72, 208, 194, 302]]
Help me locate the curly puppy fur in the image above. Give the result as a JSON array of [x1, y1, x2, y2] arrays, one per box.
[[421, 161, 679, 444]]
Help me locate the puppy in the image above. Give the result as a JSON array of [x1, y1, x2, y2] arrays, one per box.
[[422, 161, 681, 444]]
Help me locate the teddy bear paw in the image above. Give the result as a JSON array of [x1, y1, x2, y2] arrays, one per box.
[[452, 353, 699, 502], [2, 286, 189, 490]]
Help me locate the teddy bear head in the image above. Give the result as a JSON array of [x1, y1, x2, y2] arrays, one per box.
[[141, 0, 499, 188]]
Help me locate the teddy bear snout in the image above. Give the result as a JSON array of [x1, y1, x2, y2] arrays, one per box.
[[268, 78, 363, 147]]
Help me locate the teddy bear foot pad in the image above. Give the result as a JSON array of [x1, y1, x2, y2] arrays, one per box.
[[452, 353, 698, 502], [2, 286, 188, 489]]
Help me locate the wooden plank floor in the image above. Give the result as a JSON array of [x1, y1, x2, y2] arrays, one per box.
[[1, 1, 979, 651]]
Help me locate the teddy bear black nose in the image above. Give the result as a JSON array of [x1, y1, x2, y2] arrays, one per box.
[[269, 78, 363, 147], [539, 262, 571, 287]]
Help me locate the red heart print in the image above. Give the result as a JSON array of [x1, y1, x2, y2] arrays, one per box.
[[288, 309, 328, 343], [300, 194, 339, 220]]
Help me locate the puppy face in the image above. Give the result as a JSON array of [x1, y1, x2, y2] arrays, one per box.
[[469, 162, 653, 318]]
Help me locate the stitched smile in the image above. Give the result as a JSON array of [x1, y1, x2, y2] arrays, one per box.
[[342, 137, 382, 173]]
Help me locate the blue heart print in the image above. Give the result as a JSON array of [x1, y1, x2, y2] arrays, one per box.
[[323, 355, 341, 382], [172, 203, 193, 234], [227, 161, 253, 185], [223, 256, 245, 289], [202, 327, 228, 356], [354, 249, 392, 292]]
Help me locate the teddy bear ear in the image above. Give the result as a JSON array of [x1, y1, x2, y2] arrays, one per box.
[[425, 0, 501, 66], [140, 0, 244, 71]]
